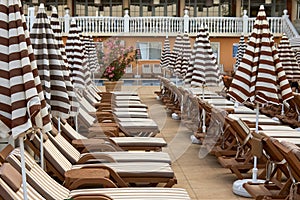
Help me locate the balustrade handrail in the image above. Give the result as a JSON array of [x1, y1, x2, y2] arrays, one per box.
[[25, 12, 297, 39]]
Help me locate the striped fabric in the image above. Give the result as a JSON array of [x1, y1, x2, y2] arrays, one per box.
[[50, 7, 79, 117], [81, 34, 93, 87], [278, 34, 300, 81], [0, 0, 52, 138], [184, 25, 220, 87], [174, 48, 183, 76], [168, 33, 182, 72], [180, 33, 192, 77], [30, 4, 71, 119], [228, 5, 293, 105], [160, 36, 171, 69], [65, 20, 86, 90], [234, 34, 246, 71]]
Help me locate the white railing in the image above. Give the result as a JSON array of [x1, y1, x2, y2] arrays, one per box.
[[26, 8, 298, 39]]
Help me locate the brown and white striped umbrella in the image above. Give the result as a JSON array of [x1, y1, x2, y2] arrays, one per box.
[[65, 20, 86, 90], [228, 5, 293, 105], [81, 34, 93, 87], [278, 33, 300, 81], [184, 25, 221, 87], [30, 4, 70, 119], [180, 32, 192, 77], [160, 36, 171, 69], [168, 32, 182, 72], [50, 7, 79, 117], [0, 1, 51, 198], [228, 5, 293, 186], [234, 34, 247, 71]]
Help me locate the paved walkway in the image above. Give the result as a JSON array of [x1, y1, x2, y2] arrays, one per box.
[[117, 85, 250, 200]]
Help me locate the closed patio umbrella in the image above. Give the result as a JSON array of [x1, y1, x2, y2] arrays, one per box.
[[0, 1, 51, 199], [184, 25, 221, 87], [228, 5, 293, 197], [168, 32, 182, 73], [65, 20, 86, 90], [234, 34, 246, 71], [278, 33, 300, 81], [30, 4, 71, 119], [180, 32, 192, 77], [50, 6, 79, 118], [184, 25, 221, 135], [160, 36, 171, 77]]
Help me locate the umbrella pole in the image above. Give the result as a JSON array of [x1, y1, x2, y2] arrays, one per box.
[[38, 130, 44, 169], [19, 137, 28, 200], [57, 117, 61, 134], [75, 115, 78, 132], [252, 103, 260, 182], [202, 85, 206, 133]]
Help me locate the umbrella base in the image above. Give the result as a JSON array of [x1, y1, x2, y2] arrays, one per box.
[[232, 179, 265, 198]]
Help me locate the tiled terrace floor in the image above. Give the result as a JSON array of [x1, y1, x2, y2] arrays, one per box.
[[116, 85, 251, 200]]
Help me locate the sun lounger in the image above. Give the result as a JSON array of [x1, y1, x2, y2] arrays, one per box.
[[1, 155, 190, 200], [45, 130, 171, 164], [117, 120, 160, 137], [113, 111, 149, 118], [54, 118, 167, 151], [25, 135, 177, 187], [242, 133, 292, 200]]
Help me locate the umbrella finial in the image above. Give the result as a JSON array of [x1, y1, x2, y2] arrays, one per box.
[[39, 3, 45, 9], [52, 6, 57, 13], [259, 5, 265, 10]]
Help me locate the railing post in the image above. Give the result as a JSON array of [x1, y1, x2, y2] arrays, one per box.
[[64, 7, 70, 33], [28, 6, 35, 31], [242, 10, 248, 34], [124, 9, 130, 33], [183, 8, 189, 33], [282, 9, 288, 34]]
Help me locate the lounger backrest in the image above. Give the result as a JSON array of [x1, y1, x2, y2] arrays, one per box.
[[7, 148, 69, 200], [79, 107, 96, 126], [30, 134, 72, 176], [78, 94, 97, 113], [61, 119, 87, 140], [47, 132, 81, 164], [0, 163, 45, 200]]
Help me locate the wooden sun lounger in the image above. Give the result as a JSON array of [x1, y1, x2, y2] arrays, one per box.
[[242, 133, 293, 200], [55, 118, 167, 152], [25, 135, 177, 187], [1, 153, 190, 200]]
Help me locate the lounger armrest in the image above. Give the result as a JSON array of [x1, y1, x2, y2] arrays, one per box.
[[68, 177, 118, 190], [81, 165, 128, 187], [81, 144, 122, 153], [70, 193, 113, 200], [0, 144, 14, 163], [77, 153, 116, 164]]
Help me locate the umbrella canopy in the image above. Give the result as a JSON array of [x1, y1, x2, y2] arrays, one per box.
[[234, 34, 247, 71], [160, 36, 171, 69], [278, 33, 300, 81], [168, 32, 182, 72], [228, 5, 293, 187], [184, 25, 221, 87], [50, 6, 79, 117], [180, 33, 192, 77], [0, 1, 51, 199], [30, 4, 70, 119], [81, 34, 93, 87], [65, 20, 86, 90], [228, 5, 293, 106]]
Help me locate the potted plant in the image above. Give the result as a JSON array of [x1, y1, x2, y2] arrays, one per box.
[[100, 37, 135, 92]]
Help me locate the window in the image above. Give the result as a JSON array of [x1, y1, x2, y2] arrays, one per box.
[[136, 42, 162, 60], [211, 42, 220, 64]]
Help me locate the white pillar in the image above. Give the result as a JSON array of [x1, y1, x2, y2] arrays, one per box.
[[28, 7, 35, 31], [124, 9, 130, 33], [64, 8, 71, 33], [183, 9, 189, 33]]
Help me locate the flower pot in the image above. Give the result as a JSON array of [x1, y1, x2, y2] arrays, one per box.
[[104, 81, 123, 92]]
